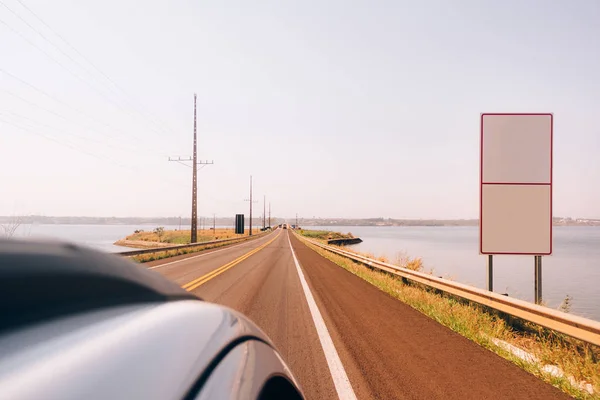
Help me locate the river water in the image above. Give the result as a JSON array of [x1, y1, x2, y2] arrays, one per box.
[[11, 224, 183, 253], [309, 226, 600, 322], [8, 223, 599, 322]]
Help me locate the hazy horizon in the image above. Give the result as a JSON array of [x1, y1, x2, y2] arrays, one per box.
[[2, 0, 599, 219], [2, 214, 597, 221]]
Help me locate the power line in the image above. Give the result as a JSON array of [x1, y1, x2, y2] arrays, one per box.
[[4, 110, 137, 154], [0, 67, 166, 155], [0, 0, 96, 80], [0, 7, 170, 140], [0, 115, 189, 190], [0, 15, 126, 114], [2, 91, 157, 156], [0, 115, 111, 163], [10, 0, 178, 137]]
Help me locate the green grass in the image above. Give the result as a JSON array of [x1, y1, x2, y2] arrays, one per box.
[[297, 229, 354, 241], [297, 236, 599, 399], [125, 228, 249, 245]]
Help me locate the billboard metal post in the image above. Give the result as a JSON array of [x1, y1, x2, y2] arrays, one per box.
[[486, 255, 493, 292], [534, 256, 543, 304]]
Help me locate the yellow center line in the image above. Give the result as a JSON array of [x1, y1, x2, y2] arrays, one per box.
[[182, 230, 281, 292]]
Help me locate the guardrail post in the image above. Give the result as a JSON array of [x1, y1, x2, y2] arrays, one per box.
[[486, 255, 493, 292], [534, 256, 543, 304]]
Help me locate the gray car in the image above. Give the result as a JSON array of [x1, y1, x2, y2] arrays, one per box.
[[0, 238, 304, 400]]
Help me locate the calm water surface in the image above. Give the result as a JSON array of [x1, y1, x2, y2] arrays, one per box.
[[310, 226, 600, 322], [13, 224, 183, 253], [13, 224, 237, 252]]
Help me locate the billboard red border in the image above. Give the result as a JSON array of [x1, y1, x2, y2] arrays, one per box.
[[479, 113, 553, 255]]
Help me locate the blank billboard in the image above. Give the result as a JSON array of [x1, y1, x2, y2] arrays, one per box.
[[482, 114, 552, 184], [481, 185, 551, 254], [480, 113, 553, 255]]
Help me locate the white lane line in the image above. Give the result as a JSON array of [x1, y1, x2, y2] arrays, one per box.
[[147, 232, 274, 270], [287, 233, 357, 400]]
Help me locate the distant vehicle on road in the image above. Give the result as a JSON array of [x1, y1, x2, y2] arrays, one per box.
[[0, 238, 304, 400]]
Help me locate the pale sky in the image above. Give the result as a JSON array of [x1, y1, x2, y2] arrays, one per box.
[[1, 0, 599, 219]]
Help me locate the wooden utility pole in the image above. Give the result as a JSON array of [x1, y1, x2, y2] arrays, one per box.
[[244, 176, 258, 235], [168, 94, 213, 243], [190, 94, 199, 242]]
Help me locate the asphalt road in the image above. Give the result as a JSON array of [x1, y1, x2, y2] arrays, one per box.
[[150, 228, 570, 400]]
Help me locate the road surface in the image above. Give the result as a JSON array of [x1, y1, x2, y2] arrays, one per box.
[[149, 228, 570, 400]]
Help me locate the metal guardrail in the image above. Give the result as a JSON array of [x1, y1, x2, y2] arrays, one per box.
[[298, 234, 600, 347], [118, 230, 271, 257]]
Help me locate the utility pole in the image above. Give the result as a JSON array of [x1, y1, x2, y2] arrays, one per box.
[[213, 214, 216, 231], [263, 195, 266, 230], [244, 175, 258, 235], [168, 93, 213, 243], [296, 213, 298, 228], [269, 203, 271, 228]]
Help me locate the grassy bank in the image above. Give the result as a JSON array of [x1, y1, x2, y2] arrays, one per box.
[[115, 228, 249, 249], [296, 235, 599, 399], [297, 229, 355, 241]]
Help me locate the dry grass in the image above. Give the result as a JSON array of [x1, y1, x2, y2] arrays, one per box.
[[125, 228, 247, 245], [298, 237, 600, 399], [334, 246, 426, 272], [298, 229, 354, 241], [394, 251, 425, 271]]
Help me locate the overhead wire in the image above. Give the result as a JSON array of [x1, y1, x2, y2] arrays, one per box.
[[0, 1, 173, 141], [12, 0, 180, 137], [0, 0, 178, 139], [0, 115, 190, 190], [0, 16, 135, 123], [0, 67, 168, 156], [0, 114, 112, 163], [0, 1, 200, 195], [173, 160, 193, 169], [2, 89, 164, 157], [4, 110, 142, 155]]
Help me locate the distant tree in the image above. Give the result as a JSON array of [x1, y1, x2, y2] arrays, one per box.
[[1, 215, 22, 238], [559, 294, 573, 313], [153, 227, 165, 241]]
